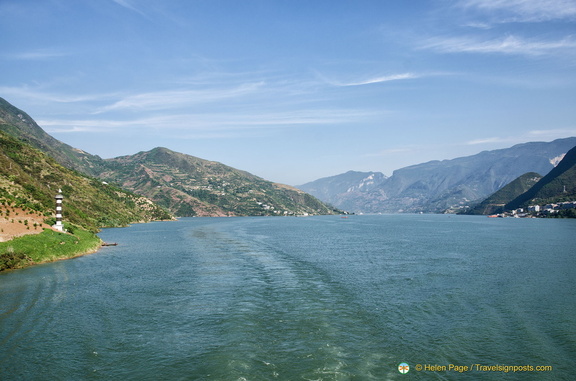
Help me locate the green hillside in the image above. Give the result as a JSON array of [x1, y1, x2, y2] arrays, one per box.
[[0, 97, 106, 176], [1, 97, 339, 218], [465, 172, 543, 215], [100, 147, 341, 217], [506, 145, 576, 210], [0, 228, 102, 271], [0, 130, 172, 232]]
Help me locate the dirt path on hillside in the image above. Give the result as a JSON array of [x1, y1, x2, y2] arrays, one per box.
[[0, 207, 56, 242]]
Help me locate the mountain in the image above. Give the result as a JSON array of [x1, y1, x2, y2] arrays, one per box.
[[99, 147, 339, 217], [297, 171, 387, 211], [301, 138, 576, 214], [505, 145, 576, 210], [0, 97, 106, 176], [0, 129, 172, 232], [0, 98, 339, 218], [466, 172, 543, 215]]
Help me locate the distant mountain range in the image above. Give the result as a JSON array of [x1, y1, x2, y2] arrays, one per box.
[[298, 138, 576, 214], [297, 171, 388, 212], [0, 97, 339, 222]]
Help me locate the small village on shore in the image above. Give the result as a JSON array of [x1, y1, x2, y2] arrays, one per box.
[[489, 201, 576, 218]]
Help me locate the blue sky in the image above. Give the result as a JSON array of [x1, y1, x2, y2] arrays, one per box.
[[1, 0, 575, 185]]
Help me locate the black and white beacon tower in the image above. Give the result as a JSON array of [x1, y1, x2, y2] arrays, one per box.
[[54, 188, 64, 232]]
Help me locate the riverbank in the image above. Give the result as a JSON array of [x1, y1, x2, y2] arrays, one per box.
[[0, 228, 102, 272]]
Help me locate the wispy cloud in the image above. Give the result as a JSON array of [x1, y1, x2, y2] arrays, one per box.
[[319, 72, 419, 87], [528, 128, 576, 139], [4, 48, 70, 60], [461, 22, 494, 30], [40, 108, 376, 136], [94, 82, 265, 113], [421, 35, 576, 56], [110, 0, 146, 16], [461, 0, 576, 22], [466, 137, 507, 145], [110, 0, 179, 23], [464, 129, 576, 147], [0, 85, 118, 104]]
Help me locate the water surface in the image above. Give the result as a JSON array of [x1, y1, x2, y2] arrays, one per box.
[[1, 215, 575, 380]]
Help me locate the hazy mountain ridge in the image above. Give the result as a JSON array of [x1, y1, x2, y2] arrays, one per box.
[[297, 171, 387, 211], [300, 138, 576, 213]]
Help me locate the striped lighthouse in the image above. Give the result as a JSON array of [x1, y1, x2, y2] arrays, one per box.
[[54, 189, 64, 232]]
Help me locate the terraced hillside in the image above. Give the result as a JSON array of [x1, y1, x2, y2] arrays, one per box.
[[101, 147, 341, 217]]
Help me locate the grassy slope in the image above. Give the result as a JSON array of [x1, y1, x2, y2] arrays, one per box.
[[0, 226, 102, 271]]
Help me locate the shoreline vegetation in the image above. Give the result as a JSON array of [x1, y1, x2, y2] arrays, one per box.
[[0, 226, 102, 272], [0, 204, 175, 273], [2, 210, 575, 272]]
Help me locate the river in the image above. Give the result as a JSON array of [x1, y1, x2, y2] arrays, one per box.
[[1, 215, 575, 380]]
